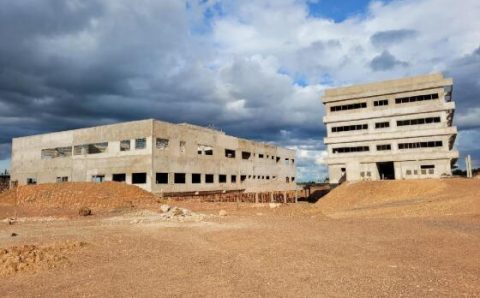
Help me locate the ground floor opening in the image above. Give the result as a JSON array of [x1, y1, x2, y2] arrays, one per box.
[[377, 161, 395, 180]]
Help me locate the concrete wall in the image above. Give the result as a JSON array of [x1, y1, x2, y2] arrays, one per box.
[[11, 119, 296, 193], [151, 121, 296, 193]]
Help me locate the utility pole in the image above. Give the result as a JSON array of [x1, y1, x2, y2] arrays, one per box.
[[465, 155, 473, 178]]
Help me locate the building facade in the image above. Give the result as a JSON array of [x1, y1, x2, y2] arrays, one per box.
[[321, 73, 458, 183], [11, 119, 297, 193]]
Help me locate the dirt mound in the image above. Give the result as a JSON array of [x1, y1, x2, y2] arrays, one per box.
[[316, 178, 480, 218], [0, 182, 157, 212], [0, 241, 87, 277]]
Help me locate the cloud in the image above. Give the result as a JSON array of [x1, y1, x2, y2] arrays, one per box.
[[0, 0, 479, 180], [370, 29, 418, 48], [446, 45, 480, 128], [370, 50, 408, 71]]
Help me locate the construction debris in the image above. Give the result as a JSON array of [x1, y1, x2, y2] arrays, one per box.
[[0, 241, 87, 277]]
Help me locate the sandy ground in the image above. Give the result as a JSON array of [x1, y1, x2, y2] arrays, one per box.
[[1, 200, 479, 297]]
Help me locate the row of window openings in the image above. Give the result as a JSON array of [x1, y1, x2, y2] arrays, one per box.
[[27, 176, 68, 185], [329, 93, 439, 113], [41, 138, 294, 165], [333, 141, 443, 154], [27, 174, 296, 185], [331, 117, 441, 133], [101, 173, 294, 184], [359, 165, 435, 178], [406, 165, 435, 175], [155, 173, 295, 184]]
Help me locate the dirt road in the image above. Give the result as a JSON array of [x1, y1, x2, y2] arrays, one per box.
[[1, 203, 479, 297]]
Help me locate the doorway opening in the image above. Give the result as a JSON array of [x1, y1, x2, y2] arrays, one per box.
[[377, 162, 395, 180]]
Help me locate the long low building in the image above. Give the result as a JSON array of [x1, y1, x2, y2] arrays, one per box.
[[11, 119, 297, 193], [321, 73, 458, 183]]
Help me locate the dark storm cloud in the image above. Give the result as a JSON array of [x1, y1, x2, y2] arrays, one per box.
[[0, 0, 324, 169], [370, 29, 418, 48], [0, 1, 213, 124], [446, 45, 480, 129], [0, 143, 11, 160], [370, 50, 408, 71]]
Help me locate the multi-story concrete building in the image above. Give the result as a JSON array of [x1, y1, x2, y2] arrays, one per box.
[[321, 73, 458, 183], [11, 119, 297, 193]]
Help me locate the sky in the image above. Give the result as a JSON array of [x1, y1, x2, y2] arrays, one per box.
[[0, 0, 479, 181]]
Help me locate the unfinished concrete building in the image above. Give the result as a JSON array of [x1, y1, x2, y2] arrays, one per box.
[[11, 119, 297, 193], [322, 73, 458, 183]]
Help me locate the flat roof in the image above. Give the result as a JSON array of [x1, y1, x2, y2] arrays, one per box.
[[322, 73, 453, 103]]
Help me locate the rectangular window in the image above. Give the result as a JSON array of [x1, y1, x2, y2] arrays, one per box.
[[41, 146, 73, 159], [330, 102, 367, 112], [333, 146, 370, 154], [84, 142, 108, 154], [398, 141, 443, 149], [397, 117, 441, 127], [156, 173, 169, 184], [156, 138, 169, 149], [132, 172, 147, 184], [285, 158, 290, 165], [27, 178, 37, 185], [135, 138, 146, 149], [373, 99, 388, 106], [291, 159, 295, 164], [276, 156, 280, 163], [286, 177, 290, 183], [331, 123, 368, 133], [180, 141, 186, 153], [197, 145, 213, 155], [192, 173, 201, 184], [225, 149, 236, 158], [219, 174, 227, 183], [291, 177, 295, 182], [174, 173, 186, 184], [259, 154, 264, 158], [420, 165, 435, 169], [240, 175, 247, 182], [231, 175, 237, 183], [395, 93, 439, 104], [112, 173, 126, 182], [205, 174, 214, 183], [375, 122, 390, 129], [91, 175, 105, 183], [242, 151, 251, 160], [73, 145, 87, 155], [56, 176, 67, 183], [376, 144, 391, 151], [406, 170, 412, 175], [120, 140, 131, 151]]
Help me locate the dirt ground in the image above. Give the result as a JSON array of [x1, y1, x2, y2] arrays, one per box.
[[1, 180, 479, 297]]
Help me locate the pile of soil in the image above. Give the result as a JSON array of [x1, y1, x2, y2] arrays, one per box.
[[0, 241, 87, 277], [316, 178, 480, 218], [0, 182, 157, 216]]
